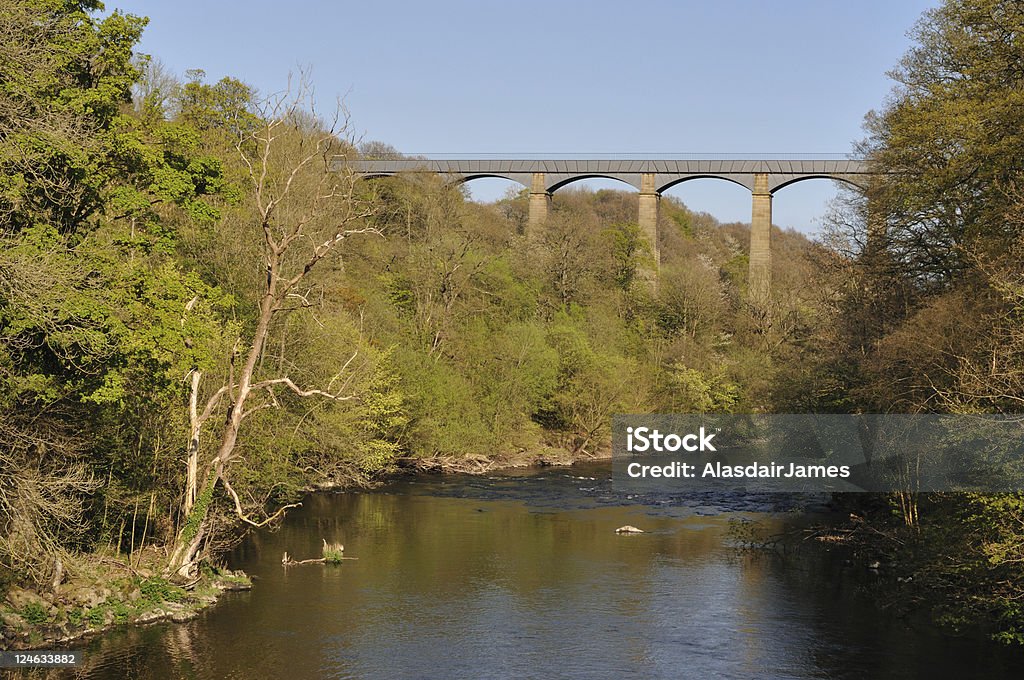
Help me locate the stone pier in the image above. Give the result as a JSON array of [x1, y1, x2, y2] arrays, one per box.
[[638, 173, 661, 270], [749, 173, 772, 304], [527, 172, 551, 237]]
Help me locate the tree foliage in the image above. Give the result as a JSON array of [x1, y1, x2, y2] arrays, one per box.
[[788, 0, 1024, 643]]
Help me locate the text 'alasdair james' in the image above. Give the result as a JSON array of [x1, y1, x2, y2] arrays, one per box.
[[625, 461, 852, 479]]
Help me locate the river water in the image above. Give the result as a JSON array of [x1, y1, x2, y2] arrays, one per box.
[[58, 463, 1024, 679]]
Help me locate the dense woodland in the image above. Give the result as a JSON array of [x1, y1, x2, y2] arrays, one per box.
[[4, 0, 1024, 644]]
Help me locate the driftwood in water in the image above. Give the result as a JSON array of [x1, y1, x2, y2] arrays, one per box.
[[281, 539, 358, 567], [397, 454, 493, 474], [282, 552, 329, 566]]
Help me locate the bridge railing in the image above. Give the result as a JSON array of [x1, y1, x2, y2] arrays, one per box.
[[372, 152, 863, 161]]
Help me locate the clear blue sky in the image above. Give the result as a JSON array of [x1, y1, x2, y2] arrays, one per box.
[[112, 0, 938, 234]]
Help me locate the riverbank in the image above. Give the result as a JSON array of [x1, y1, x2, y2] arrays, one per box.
[[2, 449, 601, 648], [391, 444, 611, 476], [0, 550, 250, 651], [795, 493, 1024, 645]]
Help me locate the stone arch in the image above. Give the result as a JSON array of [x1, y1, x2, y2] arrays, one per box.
[[769, 174, 867, 194], [547, 174, 642, 193], [455, 174, 531, 202], [765, 175, 857, 236], [658, 175, 757, 226], [451, 173, 530, 188], [656, 174, 755, 194]]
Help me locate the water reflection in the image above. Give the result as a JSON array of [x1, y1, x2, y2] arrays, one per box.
[[46, 465, 1024, 679]]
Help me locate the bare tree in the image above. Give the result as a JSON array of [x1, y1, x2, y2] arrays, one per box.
[[132, 55, 181, 118], [168, 76, 379, 578], [0, 413, 98, 586]]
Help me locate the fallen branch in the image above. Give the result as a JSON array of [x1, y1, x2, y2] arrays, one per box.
[[181, 576, 203, 591], [281, 540, 357, 567], [98, 556, 143, 577], [280, 551, 358, 566]]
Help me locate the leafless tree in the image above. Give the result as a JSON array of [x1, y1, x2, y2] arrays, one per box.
[[168, 75, 380, 578]]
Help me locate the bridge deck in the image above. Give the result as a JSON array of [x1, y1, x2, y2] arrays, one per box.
[[346, 158, 870, 193]]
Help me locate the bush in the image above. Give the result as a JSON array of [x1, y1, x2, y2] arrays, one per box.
[[138, 577, 186, 605], [20, 601, 48, 625]]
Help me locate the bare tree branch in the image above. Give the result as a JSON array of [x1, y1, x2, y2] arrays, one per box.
[[220, 474, 301, 528]]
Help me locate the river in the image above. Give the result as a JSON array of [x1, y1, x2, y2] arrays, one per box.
[[55, 462, 1024, 679]]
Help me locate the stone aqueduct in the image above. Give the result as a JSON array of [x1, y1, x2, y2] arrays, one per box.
[[347, 158, 870, 300]]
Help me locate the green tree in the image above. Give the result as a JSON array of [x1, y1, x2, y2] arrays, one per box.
[[862, 0, 1024, 286], [0, 0, 147, 234], [0, 0, 232, 585]]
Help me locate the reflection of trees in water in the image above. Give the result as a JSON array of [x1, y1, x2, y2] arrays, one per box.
[[65, 482, 1024, 679], [163, 622, 198, 677]]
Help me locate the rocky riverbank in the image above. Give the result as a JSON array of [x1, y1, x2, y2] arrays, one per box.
[[391, 445, 611, 475], [1, 554, 250, 650]]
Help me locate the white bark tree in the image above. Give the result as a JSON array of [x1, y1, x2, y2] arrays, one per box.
[[168, 79, 379, 578]]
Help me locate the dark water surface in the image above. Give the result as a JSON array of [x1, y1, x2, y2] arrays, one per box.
[[54, 463, 1024, 679]]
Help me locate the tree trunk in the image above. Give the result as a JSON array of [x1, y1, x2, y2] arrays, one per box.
[[184, 370, 201, 516], [167, 473, 216, 578], [168, 293, 277, 578]]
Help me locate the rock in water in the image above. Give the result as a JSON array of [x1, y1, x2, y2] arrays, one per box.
[[615, 525, 644, 534]]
